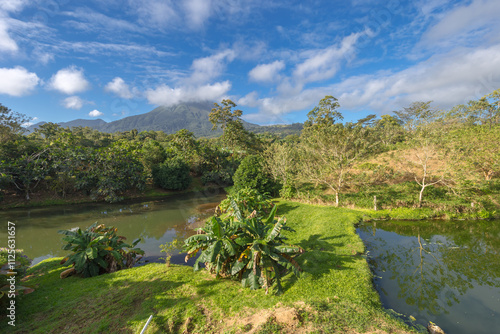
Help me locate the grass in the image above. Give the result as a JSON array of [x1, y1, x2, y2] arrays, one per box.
[[1, 201, 417, 333]]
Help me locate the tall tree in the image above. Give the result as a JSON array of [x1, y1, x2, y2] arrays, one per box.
[[209, 99, 259, 154], [0, 104, 28, 143], [396, 102, 447, 207], [300, 96, 377, 206]]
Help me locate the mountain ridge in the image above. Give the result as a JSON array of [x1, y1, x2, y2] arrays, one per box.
[[26, 102, 303, 137]]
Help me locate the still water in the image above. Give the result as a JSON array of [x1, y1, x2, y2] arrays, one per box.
[[0, 191, 226, 266], [357, 220, 500, 334]]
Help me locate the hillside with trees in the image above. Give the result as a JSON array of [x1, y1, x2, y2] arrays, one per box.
[[1, 90, 500, 218]]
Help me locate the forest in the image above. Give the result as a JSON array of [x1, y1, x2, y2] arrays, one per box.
[[1, 89, 499, 218]]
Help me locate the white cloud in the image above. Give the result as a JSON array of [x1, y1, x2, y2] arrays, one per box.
[[292, 32, 361, 85], [0, 66, 39, 96], [419, 0, 500, 51], [187, 49, 236, 84], [241, 44, 500, 123], [105, 77, 133, 99], [146, 81, 231, 106], [0, 0, 28, 13], [49, 66, 90, 95], [249, 60, 285, 83], [333, 44, 500, 112], [62, 96, 85, 110], [184, 0, 212, 29], [129, 0, 178, 29], [89, 109, 103, 117], [0, 20, 17, 52]]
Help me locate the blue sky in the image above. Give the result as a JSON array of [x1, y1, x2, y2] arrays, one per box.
[[1, 0, 500, 127]]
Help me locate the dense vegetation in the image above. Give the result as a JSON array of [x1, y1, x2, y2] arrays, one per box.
[[1, 89, 500, 218]]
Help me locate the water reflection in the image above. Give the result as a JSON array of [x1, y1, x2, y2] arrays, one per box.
[[357, 220, 500, 334], [0, 191, 225, 265]]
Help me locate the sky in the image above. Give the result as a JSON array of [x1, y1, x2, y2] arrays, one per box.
[[1, 0, 500, 127]]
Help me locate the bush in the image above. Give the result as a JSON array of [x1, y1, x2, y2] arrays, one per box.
[[233, 155, 279, 195], [152, 158, 192, 191], [58, 223, 144, 278]]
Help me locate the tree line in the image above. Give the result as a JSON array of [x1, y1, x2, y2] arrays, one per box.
[[1, 88, 499, 214]]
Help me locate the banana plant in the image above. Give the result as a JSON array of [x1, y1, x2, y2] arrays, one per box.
[[58, 222, 144, 278], [184, 201, 304, 294]]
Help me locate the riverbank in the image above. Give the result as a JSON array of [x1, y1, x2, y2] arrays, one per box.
[[0, 178, 221, 210], [1, 201, 417, 333]]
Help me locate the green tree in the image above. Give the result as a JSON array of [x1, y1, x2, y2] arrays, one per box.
[[233, 155, 278, 195], [209, 99, 258, 153], [265, 141, 299, 198], [304, 95, 342, 127], [152, 158, 191, 191], [141, 139, 167, 174], [395, 102, 447, 207], [300, 96, 377, 206], [0, 104, 28, 144]]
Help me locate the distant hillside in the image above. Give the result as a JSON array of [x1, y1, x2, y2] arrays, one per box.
[[26, 119, 107, 133], [26, 102, 303, 138]]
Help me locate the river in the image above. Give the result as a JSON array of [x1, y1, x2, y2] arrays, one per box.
[[357, 219, 500, 334], [0, 190, 226, 266]]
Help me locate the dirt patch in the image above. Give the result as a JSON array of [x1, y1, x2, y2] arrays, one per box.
[[223, 303, 313, 334]]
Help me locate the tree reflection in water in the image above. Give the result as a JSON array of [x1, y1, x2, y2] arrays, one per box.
[[358, 220, 500, 329]]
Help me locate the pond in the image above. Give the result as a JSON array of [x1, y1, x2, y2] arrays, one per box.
[[357, 219, 500, 334], [0, 190, 226, 266]]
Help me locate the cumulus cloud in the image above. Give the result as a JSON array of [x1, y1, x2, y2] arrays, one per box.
[[187, 49, 236, 84], [242, 44, 500, 123], [62, 96, 85, 110], [89, 109, 103, 117], [49, 66, 90, 95], [334, 44, 500, 112], [0, 66, 39, 96], [249, 60, 285, 83], [105, 77, 133, 99], [146, 81, 231, 106]]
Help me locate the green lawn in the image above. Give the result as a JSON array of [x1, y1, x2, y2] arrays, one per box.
[[2, 201, 417, 333]]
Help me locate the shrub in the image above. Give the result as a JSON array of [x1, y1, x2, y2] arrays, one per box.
[[58, 223, 144, 278], [152, 158, 191, 191], [184, 202, 304, 295], [233, 155, 279, 195]]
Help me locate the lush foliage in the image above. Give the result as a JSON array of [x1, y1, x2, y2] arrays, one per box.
[[217, 187, 273, 217], [152, 158, 192, 191], [233, 155, 279, 196], [58, 222, 144, 278], [184, 202, 304, 294]]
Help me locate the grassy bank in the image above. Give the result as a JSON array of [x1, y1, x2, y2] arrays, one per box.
[[1, 201, 417, 333]]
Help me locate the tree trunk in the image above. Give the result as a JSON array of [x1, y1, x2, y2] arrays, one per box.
[[418, 185, 425, 208], [335, 192, 339, 207]]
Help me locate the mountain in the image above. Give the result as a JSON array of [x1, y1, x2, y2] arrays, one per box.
[[26, 102, 303, 138], [100, 102, 223, 136]]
